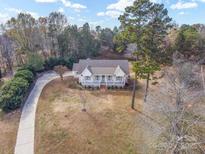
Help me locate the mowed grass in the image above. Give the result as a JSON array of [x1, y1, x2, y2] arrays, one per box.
[[35, 77, 161, 154], [0, 110, 21, 154]]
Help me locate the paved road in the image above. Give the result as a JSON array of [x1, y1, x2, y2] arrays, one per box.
[[15, 71, 73, 154]]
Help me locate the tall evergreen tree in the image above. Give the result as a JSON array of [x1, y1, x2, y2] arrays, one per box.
[[99, 28, 114, 49], [118, 0, 172, 108], [58, 25, 80, 58], [175, 25, 202, 59], [80, 23, 100, 58]]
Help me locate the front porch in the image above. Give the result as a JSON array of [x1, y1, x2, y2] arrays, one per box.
[[79, 75, 126, 88]]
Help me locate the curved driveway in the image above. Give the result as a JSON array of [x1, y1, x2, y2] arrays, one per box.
[[15, 71, 73, 154]]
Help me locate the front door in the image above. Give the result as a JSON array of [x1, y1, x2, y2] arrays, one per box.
[[102, 75, 105, 83]]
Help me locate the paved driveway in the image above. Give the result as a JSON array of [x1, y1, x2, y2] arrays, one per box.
[[15, 71, 73, 154]]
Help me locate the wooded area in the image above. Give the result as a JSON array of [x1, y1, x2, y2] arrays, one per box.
[[0, 12, 118, 76], [0, 8, 205, 78], [0, 0, 205, 153]]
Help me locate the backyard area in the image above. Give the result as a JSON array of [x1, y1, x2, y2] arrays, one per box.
[[35, 77, 162, 154]]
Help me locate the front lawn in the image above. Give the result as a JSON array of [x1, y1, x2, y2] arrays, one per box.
[[35, 77, 161, 154]]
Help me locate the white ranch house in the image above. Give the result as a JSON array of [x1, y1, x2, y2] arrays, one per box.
[[72, 59, 130, 88]]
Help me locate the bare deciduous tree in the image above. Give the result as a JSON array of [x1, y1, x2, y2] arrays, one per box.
[[54, 65, 68, 81], [147, 60, 205, 154], [0, 34, 14, 74]]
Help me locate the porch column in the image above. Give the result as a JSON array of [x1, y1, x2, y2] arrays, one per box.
[[99, 75, 102, 87], [105, 75, 108, 87]]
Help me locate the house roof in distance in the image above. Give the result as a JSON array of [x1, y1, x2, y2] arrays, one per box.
[[73, 59, 129, 75]]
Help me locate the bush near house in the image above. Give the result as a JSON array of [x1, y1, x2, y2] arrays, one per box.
[[0, 68, 35, 112], [0, 55, 76, 112], [26, 53, 45, 72], [44, 56, 76, 70], [0, 78, 29, 112], [18, 65, 37, 76], [14, 70, 34, 84]]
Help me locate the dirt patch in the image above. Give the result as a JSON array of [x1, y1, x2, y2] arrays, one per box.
[[35, 77, 161, 154], [0, 110, 21, 154]]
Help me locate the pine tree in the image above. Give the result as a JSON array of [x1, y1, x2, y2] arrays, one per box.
[[118, 0, 172, 108]]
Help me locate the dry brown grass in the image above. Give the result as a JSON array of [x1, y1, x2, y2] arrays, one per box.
[[35, 77, 161, 154], [0, 110, 21, 154]]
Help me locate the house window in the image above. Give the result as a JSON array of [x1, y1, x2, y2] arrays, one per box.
[[95, 75, 99, 80], [108, 76, 112, 81], [116, 76, 122, 81], [85, 76, 91, 80]]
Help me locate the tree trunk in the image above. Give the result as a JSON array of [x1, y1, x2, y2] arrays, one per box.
[[144, 73, 150, 102], [6, 59, 13, 75], [176, 90, 183, 111], [131, 73, 137, 109], [18, 54, 24, 66], [0, 67, 2, 81], [51, 36, 57, 58], [60, 74, 63, 81], [201, 65, 205, 95]]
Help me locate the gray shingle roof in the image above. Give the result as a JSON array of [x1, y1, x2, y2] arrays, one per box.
[[72, 63, 79, 71], [72, 59, 129, 75], [88, 67, 116, 75]]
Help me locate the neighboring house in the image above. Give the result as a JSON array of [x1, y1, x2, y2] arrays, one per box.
[[72, 59, 130, 88]]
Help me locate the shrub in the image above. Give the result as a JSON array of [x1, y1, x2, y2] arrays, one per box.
[[18, 65, 36, 76], [44, 57, 60, 70], [0, 77, 29, 112], [14, 69, 34, 83], [0, 67, 35, 112], [64, 56, 76, 69], [44, 56, 76, 70], [26, 53, 44, 72]]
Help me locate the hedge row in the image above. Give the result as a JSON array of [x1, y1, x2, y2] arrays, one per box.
[[0, 68, 34, 112], [0, 56, 76, 112], [44, 57, 76, 70]]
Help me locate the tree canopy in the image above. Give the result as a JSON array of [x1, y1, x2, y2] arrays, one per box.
[[175, 25, 205, 60]]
